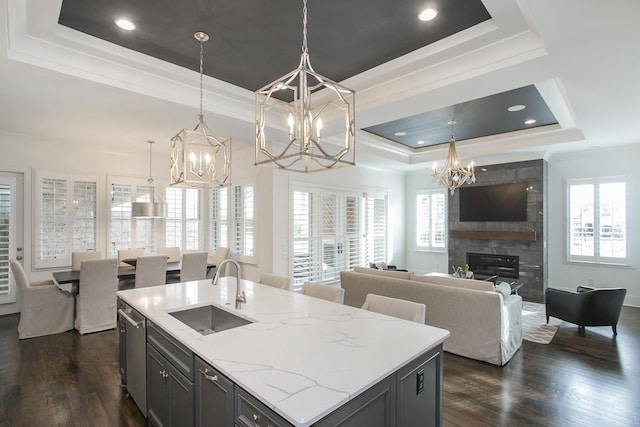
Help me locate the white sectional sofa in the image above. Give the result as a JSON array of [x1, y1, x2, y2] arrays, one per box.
[[341, 267, 523, 365]]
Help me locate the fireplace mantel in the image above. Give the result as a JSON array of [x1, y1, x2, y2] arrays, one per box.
[[450, 230, 537, 241]]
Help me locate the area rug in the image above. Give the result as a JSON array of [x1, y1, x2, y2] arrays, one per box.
[[522, 301, 562, 344]]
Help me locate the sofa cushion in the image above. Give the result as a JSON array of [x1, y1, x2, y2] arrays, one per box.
[[353, 266, 411, 280], [411, 273, 495, 292]]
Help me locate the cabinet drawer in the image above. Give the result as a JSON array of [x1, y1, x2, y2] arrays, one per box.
[[235, 388, 292, 427], [147, 321, 194, 380]]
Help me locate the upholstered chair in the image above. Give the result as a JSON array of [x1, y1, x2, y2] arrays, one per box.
[[180, 251, 209, 282], [10, 260, 75, 339], [71, 251, 103, 270], [361, 293, 426, 324], [156, 246, 181, 263], [134, 255, 167, 288], [259, 273, 291, 290], [75, 258, 119, 335], [545, 285, 627, 335], [117, 248, 145, 266], [206, 247, 230, 278], [301, 281, 345, 304]]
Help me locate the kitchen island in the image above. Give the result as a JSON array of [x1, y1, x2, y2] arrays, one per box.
[[117, 278, 449, 426]]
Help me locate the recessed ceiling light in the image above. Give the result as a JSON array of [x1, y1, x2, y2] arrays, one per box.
[[481, 168, 488, 172], [418, 8, 438, 21], [524, 119, 537, 125], [508, 104, 526, 112], [394, 131, 407, 136], [417, 140, 425, 145], [115, 18, 136, 31]]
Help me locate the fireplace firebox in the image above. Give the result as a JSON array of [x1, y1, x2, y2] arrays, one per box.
[[466, 253, 519, 280]]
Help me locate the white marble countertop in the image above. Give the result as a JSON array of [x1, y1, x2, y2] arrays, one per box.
[[117, 278, 449, 426]]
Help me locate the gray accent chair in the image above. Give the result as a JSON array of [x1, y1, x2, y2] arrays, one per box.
[[10, 260, 75, 339], [180, 251, 209, 282], [75, 258, 119, 335], [301, 281, 345, 304], [545, 285, 627, 335]]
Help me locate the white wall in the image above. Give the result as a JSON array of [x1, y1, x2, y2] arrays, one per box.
[[547, 144, 640, 307]]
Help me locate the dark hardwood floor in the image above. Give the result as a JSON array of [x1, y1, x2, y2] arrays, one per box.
[[1, 306, 639, 426]]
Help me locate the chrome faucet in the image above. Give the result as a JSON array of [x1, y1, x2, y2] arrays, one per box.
[[213, 259, 245, 308]]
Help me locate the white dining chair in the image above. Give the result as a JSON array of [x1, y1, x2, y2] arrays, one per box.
[[10, 260, 75, 339], [361, 293, 426, 324], [118, 248, 145, 266], [301, 281, 345, 304], [259, 273, 291, 290], [156, 246, 181, 263], [75, 258, 119, 334], [71, 251, 103, 270], [180, 251, 209, 282], [134, 255, 167, 288], [207, 247, 230, 278]]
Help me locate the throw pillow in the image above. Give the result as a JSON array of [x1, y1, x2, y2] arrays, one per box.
[[495, 282, 511, 299]]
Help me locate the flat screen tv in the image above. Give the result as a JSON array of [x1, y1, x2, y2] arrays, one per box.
[[459, 182, 527, 222]]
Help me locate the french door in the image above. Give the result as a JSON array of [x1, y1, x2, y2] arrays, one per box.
[[0, 173, 23, 305]]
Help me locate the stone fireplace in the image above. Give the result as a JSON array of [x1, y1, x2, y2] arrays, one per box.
[[448, 159, 548, 302]]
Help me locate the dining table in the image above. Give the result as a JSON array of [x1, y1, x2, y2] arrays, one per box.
[[53, 260, 215, 294]]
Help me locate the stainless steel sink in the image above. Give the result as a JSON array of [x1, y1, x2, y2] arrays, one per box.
[[169, 305, 252, 335]]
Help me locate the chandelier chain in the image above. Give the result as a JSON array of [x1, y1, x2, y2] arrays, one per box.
[[302, 0, 308, 55], [198, 40, 204, 116]]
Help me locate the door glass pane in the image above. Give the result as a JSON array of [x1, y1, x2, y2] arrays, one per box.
[[0, 183, 11, 298]]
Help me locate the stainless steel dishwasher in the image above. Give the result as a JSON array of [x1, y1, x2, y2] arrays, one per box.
[[118, 302, 147, 415]]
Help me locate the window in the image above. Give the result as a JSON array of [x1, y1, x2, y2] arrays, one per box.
[[416, 189, 447, 251], [35, 172, 98, 269], [233, 184, 255, 260], [166, 187, 202, 251], [208, 184, 255, 262], [567, 177, 628, 264], [210, 187, 228, 251], [365, 192, 387, 265], [292, 185, 387, 291], [108, 177, 159, 256]]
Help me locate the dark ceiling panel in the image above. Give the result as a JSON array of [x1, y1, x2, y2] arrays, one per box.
[[58, 0, 491, 91], [363, 85, 558, 149]]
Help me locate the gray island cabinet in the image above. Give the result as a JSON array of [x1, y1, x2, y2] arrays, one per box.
[[117, 278, 449, 427]]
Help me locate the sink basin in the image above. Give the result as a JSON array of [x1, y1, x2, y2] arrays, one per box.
[[169, 305, 252, 335]]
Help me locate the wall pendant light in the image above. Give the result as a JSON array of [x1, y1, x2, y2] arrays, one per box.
[[132, 140, 168, 218], [170, 31, 231, 187], [255, 0, 356, 173], [431, 120, 476, 195]]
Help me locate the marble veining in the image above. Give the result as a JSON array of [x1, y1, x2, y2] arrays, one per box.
[[117, 278, 449, 426]]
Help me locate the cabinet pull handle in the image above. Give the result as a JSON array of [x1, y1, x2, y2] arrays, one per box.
[[203, 368, 218, 383], [118, 309, 143, 328], [160, 370, 169, 378]]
